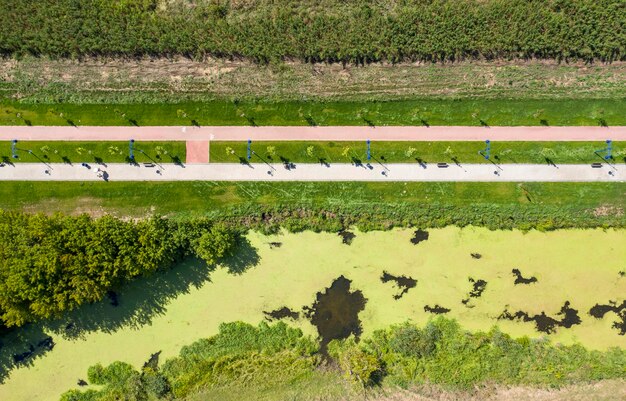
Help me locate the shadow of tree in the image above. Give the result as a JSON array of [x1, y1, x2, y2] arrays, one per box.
[[0, 324, 50, 384], [219, 237, 260, 275], [0, 240, 260, 383]]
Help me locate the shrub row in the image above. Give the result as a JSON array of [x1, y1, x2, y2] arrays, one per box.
[[0, 0, 624, 62], [61, 318, 626, 400]]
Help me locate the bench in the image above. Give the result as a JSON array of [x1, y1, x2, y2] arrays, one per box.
[[143, 163, 155, 167], [437, 163, 449, 168], [591, 163, 602, 168]]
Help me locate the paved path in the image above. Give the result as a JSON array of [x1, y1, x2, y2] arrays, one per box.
[[1, 162, 622, 182], [1, 125, 625, 141]]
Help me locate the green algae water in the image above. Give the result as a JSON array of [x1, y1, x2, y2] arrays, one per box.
[[0, 227, 624, 401]]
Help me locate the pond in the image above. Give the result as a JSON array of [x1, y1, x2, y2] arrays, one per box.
[[0, 227, 624, 401]]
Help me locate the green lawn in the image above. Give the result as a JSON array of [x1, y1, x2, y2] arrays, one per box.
[[0, 181, 623, 221], [0, 141, 185, 164], [2, 99, 625, 126], [211, 141, 625, 164]]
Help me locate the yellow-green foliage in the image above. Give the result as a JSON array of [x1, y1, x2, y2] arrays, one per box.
[[328, 339, 382, 387]]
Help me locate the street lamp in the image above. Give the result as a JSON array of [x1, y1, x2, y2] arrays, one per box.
[[366, 139, 371, 161], [11, 139, 17, 159]]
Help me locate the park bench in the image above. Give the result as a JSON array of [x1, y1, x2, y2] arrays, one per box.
[[437, 163, 449, 168], [143, 162, 155, 167], [591, 163, 603, 168]]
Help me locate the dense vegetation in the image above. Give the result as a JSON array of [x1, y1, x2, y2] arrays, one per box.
[[0, 211, 237, 328], [60, 319, 626, 400], [0, 0, 624, 63]]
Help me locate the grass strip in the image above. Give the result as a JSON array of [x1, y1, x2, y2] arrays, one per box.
[[211, 141, 625, 165], [2, 99, 626, 126], [0, 141, 185, 164], [0, 181, 623, 228]]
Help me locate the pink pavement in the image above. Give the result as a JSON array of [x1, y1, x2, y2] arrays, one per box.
[[185, 141, 209, 163], [1, 125, 625, 142]]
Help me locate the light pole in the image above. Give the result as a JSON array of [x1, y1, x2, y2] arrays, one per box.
[[247, 139, 252, 160], [479, 139, 491, 160], [366, 139, 371, 161], [11, 139, 17, 159], [129, 139, 135, 162]]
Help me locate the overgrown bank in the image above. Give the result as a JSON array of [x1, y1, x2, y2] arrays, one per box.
[[1, 0, 624, 63], [60, 319, 626, 401]]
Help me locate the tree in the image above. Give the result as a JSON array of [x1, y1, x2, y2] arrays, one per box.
[[192, 224, 236, 265]]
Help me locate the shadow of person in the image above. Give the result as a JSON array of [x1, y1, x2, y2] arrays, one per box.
[[219, 237, 260, 275]]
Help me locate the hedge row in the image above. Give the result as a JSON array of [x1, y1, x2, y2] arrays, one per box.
[[1, 0, 624, 62]]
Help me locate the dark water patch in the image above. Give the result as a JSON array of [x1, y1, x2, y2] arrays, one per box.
[[410, 229, 429, 245], [106, 291, 119, 307], [461, 277, 487, 305], [380, 271, 417, 300], [424, 304, 450, 314], [36, 336, 54, 351], [471, 253, 482, 259], [512, 268, 537, 285], [268, 242, 282, 249], [77, 379, 88, 386], [498, 301, 581, 334], [143, 351, 161, 371], [338, 230, 356, 245], [12, 345, 34, 364], [264, 307, 300, 321], [589, 300, 626, 335], [303, 276, 366, 352]]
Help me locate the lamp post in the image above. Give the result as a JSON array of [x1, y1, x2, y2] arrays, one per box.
[[604, 139, 613, 160], [479, 139, 491, 160], [366, 139, 371, 161], [11, 139, 17, 159], [129, 139, 135, 162], [247, 139, 252, 160]]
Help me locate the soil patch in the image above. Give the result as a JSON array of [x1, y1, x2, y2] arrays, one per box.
[[338, 230, 356, 245], [512, 269, 538, 285], [424, 304, 451, 314], [303, 276, 366, 352], [499, 301, 582, 334], [380, 271, 417, 300], [263, 307, 300, 321], [461, 277, 487, 305], [589, 300, 626, 335], [410, 229, 429, 245]]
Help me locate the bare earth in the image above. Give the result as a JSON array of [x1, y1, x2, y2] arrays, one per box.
[[2, 57, 626, 102]]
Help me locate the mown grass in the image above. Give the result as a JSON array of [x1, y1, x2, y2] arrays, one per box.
[[0, 181, 622, 220], [0, 141, 185, 164], [2, 99, 626, 126], [211, 141, 625, 164]]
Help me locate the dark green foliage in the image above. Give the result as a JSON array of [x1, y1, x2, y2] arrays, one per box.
[[62, 322, 319, 400], [0, 211, 237, 328], [368, 318, 626, 388], [62, 319, 626, 400], [0, 0, 624, 63]]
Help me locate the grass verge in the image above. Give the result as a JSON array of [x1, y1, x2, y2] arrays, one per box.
[[211, 141, 625, 165], [0, 141, 185, 164], [2, 99, 626, 126], [0, 181, 623, 228]]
